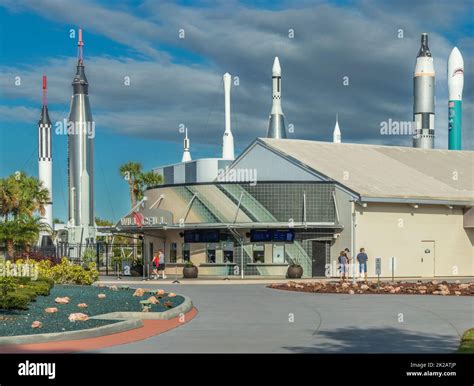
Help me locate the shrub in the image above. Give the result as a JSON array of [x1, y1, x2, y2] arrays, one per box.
[[27, 281, 52, 296], [0, 292, 30, 310], [16, 276, 32, 285], [38, 258, 99, 285], [0, 277, 17, 296]]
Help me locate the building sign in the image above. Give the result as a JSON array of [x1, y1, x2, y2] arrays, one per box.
[[119, 208, 173, 228]]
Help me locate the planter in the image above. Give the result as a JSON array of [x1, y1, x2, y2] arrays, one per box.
[[287, 265, 303, 279], [183, 266, 198, 279]]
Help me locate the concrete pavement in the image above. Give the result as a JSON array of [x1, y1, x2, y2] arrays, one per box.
[[94, 283, 474, 353]]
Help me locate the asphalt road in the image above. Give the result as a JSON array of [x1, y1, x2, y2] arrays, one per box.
[[94, 283, 474, 353]]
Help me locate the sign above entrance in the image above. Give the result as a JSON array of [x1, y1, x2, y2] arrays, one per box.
[[119, 208, 173, 228]]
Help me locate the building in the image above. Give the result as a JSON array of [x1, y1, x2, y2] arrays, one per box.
[[116, 138, 473, 279]]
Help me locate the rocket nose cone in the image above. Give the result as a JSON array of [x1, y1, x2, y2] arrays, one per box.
[[272, 57, 281, 76], [448, 47, 464, 68]]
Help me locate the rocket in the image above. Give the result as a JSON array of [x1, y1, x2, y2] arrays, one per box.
[[181, 128, 192, 162], [222, 72, 235, 160], [413, 33, 435, 149], [38, 75, 53, 245], [333, 114, 341, 143], [67, 28, 96, 244], [266, 57, 287, 139], [448, 47, 464, 150]]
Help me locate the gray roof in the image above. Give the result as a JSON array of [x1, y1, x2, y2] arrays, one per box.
[[258, 138, 474, 204]]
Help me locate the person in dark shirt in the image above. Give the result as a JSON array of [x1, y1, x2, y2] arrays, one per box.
[[338, 250, 348, 281], [357, 248, 368, 281]]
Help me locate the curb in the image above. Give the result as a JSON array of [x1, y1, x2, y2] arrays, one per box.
[[90, 295, 193, 320], [0, 319, 142, 346], [0, 296, 193, 346]]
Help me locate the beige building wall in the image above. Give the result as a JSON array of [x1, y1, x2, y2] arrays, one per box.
[[353, 203, 474, 278]]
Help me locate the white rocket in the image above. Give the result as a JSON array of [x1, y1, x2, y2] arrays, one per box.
[[333, 114, 341, 143], [447, 47, 464, 150], [222, 72, 235, 160], [267, 57, 287, 139], [181, 128, 192, 162], [38, 75, 53, 245]]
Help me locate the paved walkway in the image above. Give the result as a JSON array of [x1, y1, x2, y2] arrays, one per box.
[[94, 283, 474, 353]]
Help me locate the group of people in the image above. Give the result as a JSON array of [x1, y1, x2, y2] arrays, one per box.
[[338, 248, 368, 281], [151, 250, 167, 279]]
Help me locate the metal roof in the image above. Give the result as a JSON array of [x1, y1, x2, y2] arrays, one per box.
[[258, 138, 474, 204]]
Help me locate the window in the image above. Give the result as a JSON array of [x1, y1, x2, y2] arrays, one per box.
[[207, 243, 217, 263], [273, 244, 285, 264], [222, 241, 234, 263], [253, 244, 264, 263], [183, 243, 190, 262], [169, 243, 177, 263]]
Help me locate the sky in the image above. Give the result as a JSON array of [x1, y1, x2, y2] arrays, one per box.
[[0, 0, 472, 223]]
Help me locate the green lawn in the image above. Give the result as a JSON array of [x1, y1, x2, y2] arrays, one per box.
[[458, 328, 474, 353]]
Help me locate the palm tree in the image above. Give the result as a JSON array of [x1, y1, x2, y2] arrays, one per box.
[[0, 172, 50, 259], [119, 163, 163, 208]]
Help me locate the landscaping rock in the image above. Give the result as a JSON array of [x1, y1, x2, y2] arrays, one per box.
[[44, 307, 58, 313], [341, 282, 349, 289], [295, 284, 304, 289], [360, 284, 369, 291], [454, 291, 461, 296], [164, 301, 173, 308], [97, 294, 106, 299], [108, 285, 118, 291], [77, 303, 88, 308], [68, 313, 89, 322], [31, 321, 42, 329], [348, 289, 355, 295], [133, 288, 145, 297], [168, 292, 177, 298], [147, 296, 159, 304], [142, 306, 150, 312], [55, 297, 70, 304]]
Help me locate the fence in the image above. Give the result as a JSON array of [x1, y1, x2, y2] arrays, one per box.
[[0, 242, 143, 277]]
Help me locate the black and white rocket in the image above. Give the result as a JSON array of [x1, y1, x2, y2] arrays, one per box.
[[266, 57, 287, 139], [181, 128, 192, 162], [38, 75, 53, 244], [67, 28, 95, 244], [413, 33, 435, 149], [222, 72, 235, 160]]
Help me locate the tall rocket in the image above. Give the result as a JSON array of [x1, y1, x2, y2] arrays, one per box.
[[448, 47, 464, 150], [222, 72, 235, 160], [67, 28, 96, 244], [266, 57, 287, 139], [413, 33, 435, 149], [38, 75, 53, 245], [181, 128, 192, 162]]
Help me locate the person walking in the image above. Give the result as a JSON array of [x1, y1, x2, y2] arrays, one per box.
[[344, 248, 352, 277], [357, 248, 369, 282], [157, 249, 167, 279], [338, 250, 348, 281], [151, 252, 160, 280]]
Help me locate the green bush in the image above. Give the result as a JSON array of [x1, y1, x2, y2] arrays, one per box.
[[0, 292, 31, 310], [27, 281, 52, 296], [38, 258, 99, 285], [16, 276, 32, 285], [0, 277, 17, 296]]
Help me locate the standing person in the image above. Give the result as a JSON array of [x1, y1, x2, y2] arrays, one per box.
[[357, 248, 369, 282], [157, 249, 167, 279], [151, 252, 160, 280], [344, 248, 352, 277], [338, 250, 348, 281]]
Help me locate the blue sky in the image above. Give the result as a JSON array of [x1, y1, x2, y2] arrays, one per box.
[[0, 0, 472, 223]]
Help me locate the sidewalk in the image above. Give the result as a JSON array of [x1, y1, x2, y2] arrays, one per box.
[[97, 275, 473, 286]]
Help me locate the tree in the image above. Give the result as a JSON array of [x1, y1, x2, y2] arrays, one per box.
[[119, 163, 162, 209], [0, 172, 50, 259]]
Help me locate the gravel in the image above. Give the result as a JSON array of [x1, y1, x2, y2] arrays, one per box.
[[0, 285, 184, 337]]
